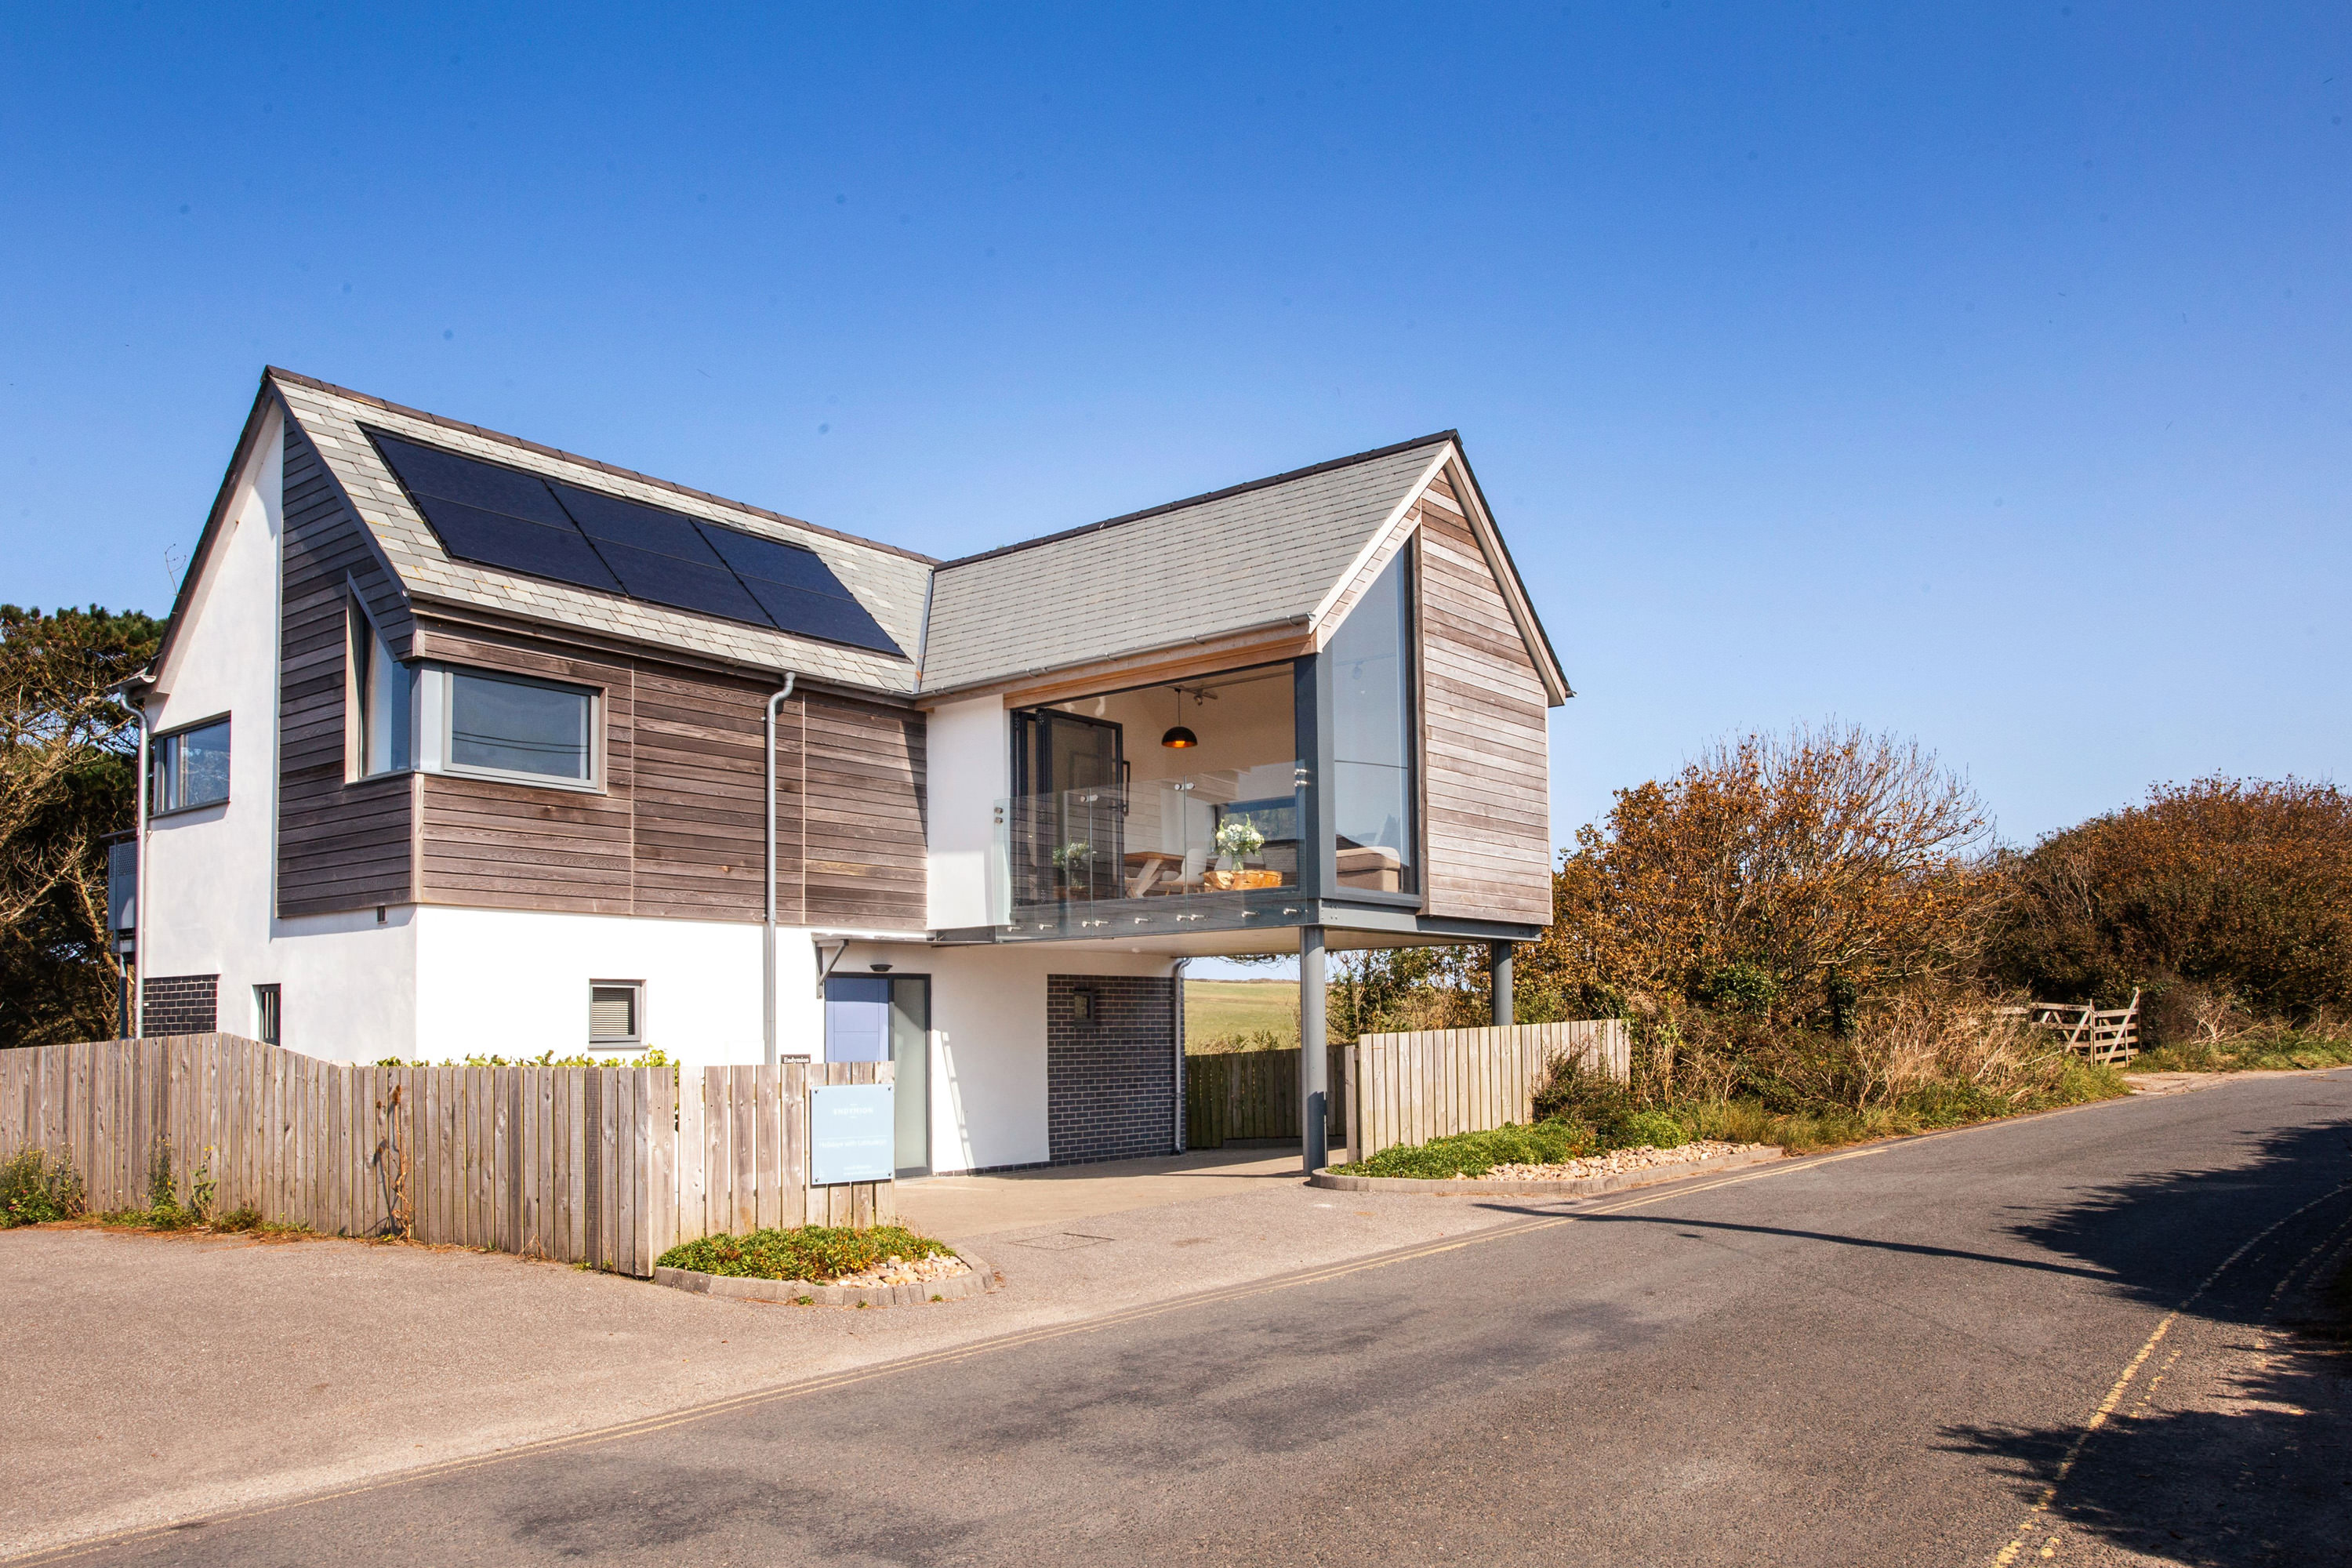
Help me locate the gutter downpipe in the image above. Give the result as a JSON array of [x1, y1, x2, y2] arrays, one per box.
[[129, 691, 151, 1040], [763, 674, 797, 1066]]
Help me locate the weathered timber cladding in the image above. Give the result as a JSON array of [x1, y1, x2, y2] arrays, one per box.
[[803, 691, 926, 928], [415, 621, 637, 914], [409, 615, 922, 926], [1414, 474, 1552, 924], [278, 418, 416, 916]]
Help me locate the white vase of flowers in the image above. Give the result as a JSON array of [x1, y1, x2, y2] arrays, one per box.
[[1214, 818, 1266, 873]]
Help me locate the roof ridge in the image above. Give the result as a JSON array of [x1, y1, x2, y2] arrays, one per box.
[[264, 366, 939, 565], [932, 430, 1460, 571]]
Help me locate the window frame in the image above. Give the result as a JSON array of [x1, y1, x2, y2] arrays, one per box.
[[347, 594, 419, 782], [253, 983, 282, 1047], [420, 664, 604, 793], [588, 980, 644, 1051], [147, 714, 234, 818]]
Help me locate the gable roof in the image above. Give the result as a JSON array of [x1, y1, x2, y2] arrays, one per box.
[[267, 369, 934, 695], [147, 372, 1568, 710], [920, 434, 1459, 695]]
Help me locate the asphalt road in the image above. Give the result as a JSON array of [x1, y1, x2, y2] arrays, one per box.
[[28, 1071, 2352, 1568]]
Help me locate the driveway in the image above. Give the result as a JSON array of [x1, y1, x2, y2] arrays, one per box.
[[9, 1069, 2350, 1565]]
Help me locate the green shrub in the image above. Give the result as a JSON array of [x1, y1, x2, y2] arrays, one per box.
[[657, 1224, 952, 1282], [0, 1149, 83, 1227], [1620, 1109, 1688, 1149]]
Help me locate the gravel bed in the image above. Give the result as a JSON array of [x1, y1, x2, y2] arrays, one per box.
[[828, 1252, 971, 1289], [1472, 1140, 1777, 1181]]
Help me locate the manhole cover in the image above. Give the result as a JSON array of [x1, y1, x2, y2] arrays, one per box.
[[1006, 1232, 1115, 1250]]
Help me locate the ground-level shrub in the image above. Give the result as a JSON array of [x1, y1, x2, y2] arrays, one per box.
[[657, 1224, 952, 1282], [1, 1149, 84, 1226], [2127, 1023, 2352, 1076]]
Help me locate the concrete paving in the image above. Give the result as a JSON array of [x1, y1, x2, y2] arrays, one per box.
[[895, 1145, 1309, 1239]]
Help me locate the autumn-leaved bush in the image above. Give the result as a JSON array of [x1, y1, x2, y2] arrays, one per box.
[[1984, 777, 2352, 1028]]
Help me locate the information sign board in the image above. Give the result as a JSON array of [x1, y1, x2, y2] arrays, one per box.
[[809, 1083, 895, 1185]]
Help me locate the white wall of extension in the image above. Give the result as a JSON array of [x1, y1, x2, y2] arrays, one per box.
[[410, 908, 822, 1064], [924, 694, 1007, 931], [137, 408, 292, 1041], [838, 940, 1180, 1174]]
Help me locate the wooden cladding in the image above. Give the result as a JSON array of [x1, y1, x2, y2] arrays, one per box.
[[400, 615, 922, 931], [1414, 473, 1553, 925], [278, 418, 415, 916], [0, 1036, 895, 1276], [405, 616, 926, 927]]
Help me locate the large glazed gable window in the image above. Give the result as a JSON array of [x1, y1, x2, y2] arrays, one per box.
[[1327, 551, 1417, 895], [149, 717, 231, 816], [439, 668, 595, 784]]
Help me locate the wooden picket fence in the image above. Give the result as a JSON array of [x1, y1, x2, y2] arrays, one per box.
[[1185, 1047, 1349, 1149], [1345, 1019, 1630, 1163], [0, 1036, 891, 1276]]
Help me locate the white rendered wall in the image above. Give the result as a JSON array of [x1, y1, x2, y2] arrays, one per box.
[[840, 941, 1178, 1173], [924, 694, 1007, 931], [411, 907, 823, 1065], [137, 409, 421, 1059]]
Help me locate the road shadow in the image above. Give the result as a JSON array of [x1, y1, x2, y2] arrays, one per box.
[[1940, 1115, 2352, 1566]]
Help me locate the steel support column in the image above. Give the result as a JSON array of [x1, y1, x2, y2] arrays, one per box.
[[1490, 940, 1515, 1027], [1301, 924, 1327, 1174]]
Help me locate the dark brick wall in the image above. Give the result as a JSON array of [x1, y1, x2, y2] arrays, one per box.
[[142, 973, 219, 1036], [1047, 974, 1177, 1165]]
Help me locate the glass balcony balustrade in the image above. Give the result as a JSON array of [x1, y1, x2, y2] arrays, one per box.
[[990, 762, 1306, 938]]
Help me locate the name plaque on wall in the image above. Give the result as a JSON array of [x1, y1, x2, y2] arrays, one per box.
[[809, 1083, 895, 1185]]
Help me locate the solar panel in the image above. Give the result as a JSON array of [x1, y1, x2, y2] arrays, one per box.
[[699, 525, 902, 654], [591, 541, 771, 625], [698, 527, 842, 595], [737, 577, 902, 654], [550, 483, 725, 564], [370, 434, 575, 526], [365, 426, 902, 657], [391, 495, 623, 593]]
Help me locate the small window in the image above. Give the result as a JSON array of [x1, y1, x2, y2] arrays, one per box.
[[253, 984, 282, 1047], [148, 718, 232, 815], [590, 982, 642, 1048], [350, 608, 416, 777], [439, 668, 595, 784]]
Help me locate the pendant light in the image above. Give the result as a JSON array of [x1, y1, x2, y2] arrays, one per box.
[[1160, 686, 1198, 750]]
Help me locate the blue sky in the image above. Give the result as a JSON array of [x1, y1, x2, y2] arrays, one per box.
[[4, 2, 2346, 865]]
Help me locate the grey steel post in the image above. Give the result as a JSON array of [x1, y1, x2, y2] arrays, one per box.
[[1490, 940, 1515, 1027], [1301, 924, 1327, 1174]]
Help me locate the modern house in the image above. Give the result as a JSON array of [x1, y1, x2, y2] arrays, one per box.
[[124, 368, 1569, 1175]]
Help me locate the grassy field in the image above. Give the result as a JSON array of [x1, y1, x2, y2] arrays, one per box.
[[1185, 979, 1298, 1051]]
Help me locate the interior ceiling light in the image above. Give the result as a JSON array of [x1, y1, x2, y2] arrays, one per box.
[[1161, 684, 1198, 749]]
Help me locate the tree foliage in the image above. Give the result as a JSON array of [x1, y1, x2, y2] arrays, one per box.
[[1518, 724, 1992, 1032], [1984, 777, 2352, 1021], [0, 604, 162, 1046]]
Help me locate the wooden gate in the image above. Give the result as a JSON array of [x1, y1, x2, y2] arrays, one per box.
[[1184, 1047, 1349, 1149]]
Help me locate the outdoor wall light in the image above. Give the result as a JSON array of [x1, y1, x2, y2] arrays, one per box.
[[1070, 989, 1095, 1022]]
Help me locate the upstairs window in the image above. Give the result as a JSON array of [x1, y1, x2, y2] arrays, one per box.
[[149, 717, 231, 816], [441, 668, 595, 784], [350, 609, 416, 777]]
